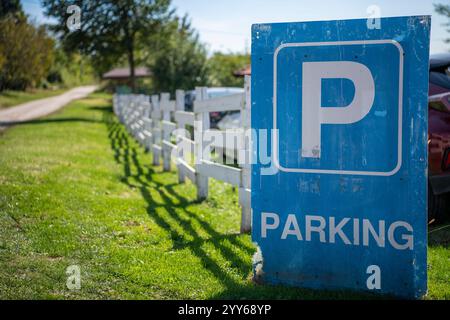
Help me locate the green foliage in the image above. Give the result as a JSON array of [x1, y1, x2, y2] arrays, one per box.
[[0, 15, 55, 91], [42, 0, 173, 91], [435, 3, 450, 44], [150, 15, 209, 94], [0, 2, 94, 92], [0, 0, 22, 18], [207, 52, 250, 88], [0, 43, 5, 72], [47, 48, 96, 87]]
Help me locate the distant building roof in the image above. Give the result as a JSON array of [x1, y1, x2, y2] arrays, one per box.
[[102, 67, 151, 80], [233, 65, 251, 77]]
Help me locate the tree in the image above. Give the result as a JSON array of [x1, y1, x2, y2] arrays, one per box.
[[150, 15, 209, 94], [0, 1, 23, 85], [0, 45, 5, 73], [207, 52, 250, 87], [0, 16, 55, 90], [435, 4, 450, 44], [47, 48, 96, 87], [42, 0, 173, 92], [0, 0, 22, 18]]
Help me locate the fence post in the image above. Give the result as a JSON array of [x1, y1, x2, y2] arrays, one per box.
[[143, 96, 151, 118], [175, 90, 186, 183], [143, 96, 153, 152], [151, 94, 161, 166], [136, 95, 147, 146], [194, 87, 209, 201], [161, 92, 172, 172], [240, 75, 252, 233]]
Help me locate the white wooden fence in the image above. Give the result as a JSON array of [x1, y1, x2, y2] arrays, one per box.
[[113, 76, 252, 233]]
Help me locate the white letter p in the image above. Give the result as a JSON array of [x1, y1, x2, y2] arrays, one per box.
[[301, 61, 375, 158]]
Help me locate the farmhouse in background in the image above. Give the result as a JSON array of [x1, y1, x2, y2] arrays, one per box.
[[102, 67, 152, 93], [233, 65, 251, 78]]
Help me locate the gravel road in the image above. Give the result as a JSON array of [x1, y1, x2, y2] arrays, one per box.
[[0, 85, 98, 131]]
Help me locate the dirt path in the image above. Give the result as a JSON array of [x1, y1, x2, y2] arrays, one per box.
[[0, 85, 98, 130]]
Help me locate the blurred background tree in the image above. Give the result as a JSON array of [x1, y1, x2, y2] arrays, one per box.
[[42, 0, 173, 92], [0, 0, 95, 92], [41, 0, 249, 94], [150, 15, 209, 94], [0, 0, 22, 18], [435, 3, 450, 45], [0, 13, 54, 90], [207, 52, 250, 87], [47, 48, 96, 88]]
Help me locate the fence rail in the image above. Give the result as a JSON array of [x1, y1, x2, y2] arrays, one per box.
[[113, 76, 251, 233]]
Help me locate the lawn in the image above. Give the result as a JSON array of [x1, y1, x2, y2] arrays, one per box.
[[0, 88, 68, 109], [0, 93, 448, 299]]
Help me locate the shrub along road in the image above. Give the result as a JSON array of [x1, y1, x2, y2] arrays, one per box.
[[0, 93, 448, 299]]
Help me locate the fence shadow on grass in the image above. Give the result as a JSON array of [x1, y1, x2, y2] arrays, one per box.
[[429, 223, 450, 248], [104, 111, 381, 300], [106, 115, 252, 291], [90, 105, 113, 113]]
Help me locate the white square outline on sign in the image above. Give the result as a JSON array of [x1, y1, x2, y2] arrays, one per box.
[[272, 40, 404, 176]]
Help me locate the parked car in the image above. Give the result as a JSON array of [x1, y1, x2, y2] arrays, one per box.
[[184, 87, 244, 128], [428, 53, 450, 221], [429, 53, 450, 95], [428, 98, 450, 221]]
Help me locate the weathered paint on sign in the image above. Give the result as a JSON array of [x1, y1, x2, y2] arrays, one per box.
[[251, 16, 430, 299]]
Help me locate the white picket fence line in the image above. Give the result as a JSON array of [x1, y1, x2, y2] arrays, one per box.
[[113, 76, 252, 233]]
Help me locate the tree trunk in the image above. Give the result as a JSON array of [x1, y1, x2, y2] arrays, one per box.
[[128, 44, 136, 93]]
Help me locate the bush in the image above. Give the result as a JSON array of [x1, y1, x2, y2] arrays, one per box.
[[0, 15, 54, 91], [151, 16, 209, 94], [47, 49, 96, 88], [207, 52, 250, 88]]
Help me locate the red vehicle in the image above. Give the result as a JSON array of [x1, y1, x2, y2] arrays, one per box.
[[428, 53, 450, 222]]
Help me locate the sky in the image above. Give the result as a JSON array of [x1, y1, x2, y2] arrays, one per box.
[[22, 0, 449, 54]]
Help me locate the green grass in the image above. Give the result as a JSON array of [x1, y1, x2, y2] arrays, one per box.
[[0, 93, 448, 300], [0, 88, 68, 109]]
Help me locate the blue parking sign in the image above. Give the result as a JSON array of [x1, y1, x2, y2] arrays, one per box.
[[251, 16, 430, 298]]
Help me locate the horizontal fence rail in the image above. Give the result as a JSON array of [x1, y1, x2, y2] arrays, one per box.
[[113, 76, 252, 233]]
